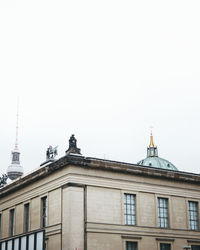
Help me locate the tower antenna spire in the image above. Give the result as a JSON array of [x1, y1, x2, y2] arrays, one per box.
[[15, 98, 19, 150], [7, 98, 24, 180]]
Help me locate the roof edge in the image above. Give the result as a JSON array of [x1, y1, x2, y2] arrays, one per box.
[[0, 155, 199, 197]]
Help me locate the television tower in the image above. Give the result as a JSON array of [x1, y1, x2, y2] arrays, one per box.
[[7, 100, 24, 180]]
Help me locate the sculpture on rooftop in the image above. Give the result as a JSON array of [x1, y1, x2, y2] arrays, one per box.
[[66, 134, 81, 155], [46, 145, 58, 160], [0, 174, 8, 188], [69, 134, 77, 148]]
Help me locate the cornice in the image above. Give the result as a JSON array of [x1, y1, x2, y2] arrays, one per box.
[[0, 155, 199, 198]]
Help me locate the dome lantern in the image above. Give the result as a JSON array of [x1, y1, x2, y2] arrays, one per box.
[[137, 130, 178, 171], [147, 131, 158, 157]]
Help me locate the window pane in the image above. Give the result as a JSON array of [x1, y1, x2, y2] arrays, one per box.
[[126, 241, 137, 250], [158, 198, 168, 228], [10, 209, 15, 236], [124, 194, 136, 225], [29, 234, 35, 250], [14, 238, 19, 250], [36, 231, 44, 250], [24, 203, 30, 232], [1, 242, 6, 250], [7, 240, 12, 250], [189, 201, 199, 230], [21, 236, 27, 250], [41, 197, 47, 227], [0, 214, 2, 235], [192, 246, 200, 250], [160, 243, 171, 250]]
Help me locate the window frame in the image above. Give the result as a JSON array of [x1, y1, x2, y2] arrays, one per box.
[[24, 203, 30, 233], [41, 196, 47, 228], [160, 243, 171, 250], [157, 197, 169, 228], [0, 213, 2, 237], [9, 208, 15, 237], [191, 245, 200, 250], [0, 229, 45, 250], [191, 243, 200, 250], [188, 201, 199, 231], [123, 193, 136, 226], [156, 239, 174, 250], [123, 239, 140, 250], [125, 241, 138, 250]]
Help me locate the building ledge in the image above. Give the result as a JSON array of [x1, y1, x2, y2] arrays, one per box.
[[0, 154, 200, 198]]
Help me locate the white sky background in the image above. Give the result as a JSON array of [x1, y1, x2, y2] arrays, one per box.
[[0, 0, 200, 175]]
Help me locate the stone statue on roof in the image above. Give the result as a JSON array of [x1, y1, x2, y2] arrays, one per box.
[[69, 134, 77, 148], [66, 134, 81, 155], [46, 145, 58, 160], [0, 174, 8, 188]]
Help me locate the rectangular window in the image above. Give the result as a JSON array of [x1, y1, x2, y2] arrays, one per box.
[[41, 197, 47, 228], [0, 230, 44, 250], [126, 241, 137, 250], [124, 194, 136, 225], [160, 243, 171, 250], [10, 209, 15, 236], [192, 246, 200, 250], [0, 213, 2, 236], [158, 198, 168, 228], [188, 201, 199, 230], [24, 203, 30, 232]]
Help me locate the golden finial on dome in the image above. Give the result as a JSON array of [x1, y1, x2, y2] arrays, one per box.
[[149, 126, 156, 147]]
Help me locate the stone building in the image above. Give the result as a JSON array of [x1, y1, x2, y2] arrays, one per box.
[[0, 135, 200, 250]]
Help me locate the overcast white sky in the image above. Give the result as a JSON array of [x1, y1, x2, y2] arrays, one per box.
[[0, 0, 200, 176]]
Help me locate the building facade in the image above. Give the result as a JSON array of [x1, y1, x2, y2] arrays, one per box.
[[0, 137, 200, 250]]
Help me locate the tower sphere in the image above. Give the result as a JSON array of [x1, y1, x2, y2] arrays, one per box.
[[7, 147, 24, 180]]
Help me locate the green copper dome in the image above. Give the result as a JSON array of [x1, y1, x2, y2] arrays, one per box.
[[137, 132, 178, 171], [137, 156, 178, 171]]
